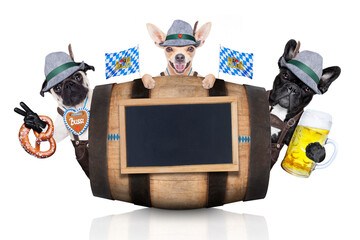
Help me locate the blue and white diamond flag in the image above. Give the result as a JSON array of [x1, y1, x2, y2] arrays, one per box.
[[105, 46, 140, 79], [219, 46, 253, 79]]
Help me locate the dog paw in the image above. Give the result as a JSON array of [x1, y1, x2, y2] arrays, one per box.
[[306, 142, 326, 163], [202, 74, 216, 89], [142, 74, 155, 89]]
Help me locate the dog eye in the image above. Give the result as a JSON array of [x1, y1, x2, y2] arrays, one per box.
[[166, 47, 173, 52], [73, 73, 83, 82], [304, 86, 311, 92], [54, 84, 62, 93], [187, 46, 194, 52], [282, 72, 289, 79]]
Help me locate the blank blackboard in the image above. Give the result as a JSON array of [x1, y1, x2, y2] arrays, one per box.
[[119, 97, 239, 174]]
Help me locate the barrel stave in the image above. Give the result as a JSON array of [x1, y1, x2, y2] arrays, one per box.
[[107, 83, 133, 202]]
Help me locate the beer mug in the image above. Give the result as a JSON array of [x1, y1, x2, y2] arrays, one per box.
[[281, 109, 338, 178]]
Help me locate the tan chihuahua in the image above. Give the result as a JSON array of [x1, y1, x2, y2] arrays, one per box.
[[142, 20, 216, 89]]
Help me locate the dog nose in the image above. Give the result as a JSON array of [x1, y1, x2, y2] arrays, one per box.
[[65, 81, 74, 88], [175, 54, 185, 62], [287, 86, 297, 94]]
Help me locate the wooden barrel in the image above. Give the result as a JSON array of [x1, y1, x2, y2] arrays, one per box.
[[89, 76, 270, 209]]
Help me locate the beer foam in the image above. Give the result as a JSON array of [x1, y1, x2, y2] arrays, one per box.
[[298, 109, 332, 130]]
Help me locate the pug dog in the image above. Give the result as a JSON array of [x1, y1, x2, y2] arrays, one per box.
[[269, 39, 341, 167], [39, 45, 95, 176], [41, 70, 93, 141]]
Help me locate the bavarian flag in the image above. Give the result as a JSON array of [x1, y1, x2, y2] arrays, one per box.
[[105, 46, 140, 79], [219, 46, 253, 79]]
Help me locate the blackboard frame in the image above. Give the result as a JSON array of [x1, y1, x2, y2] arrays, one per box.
[[119, 96, 239, 174]]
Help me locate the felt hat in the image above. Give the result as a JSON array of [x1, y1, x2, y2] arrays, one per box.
[[41, 52, 85, 92], [159, 20, 201, 47], [280, 50, 323, 94]]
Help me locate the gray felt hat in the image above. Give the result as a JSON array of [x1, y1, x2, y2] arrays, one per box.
[[159, 20, 201, 47], [42, 52, 85, 92], [280, 50, 323, 94]]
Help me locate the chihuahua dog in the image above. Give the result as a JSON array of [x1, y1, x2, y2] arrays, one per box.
[[269, 39, 341, 167], [142, 20, 216, 89]]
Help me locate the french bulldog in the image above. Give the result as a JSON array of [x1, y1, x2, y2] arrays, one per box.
[[269, 39, 341, 167]]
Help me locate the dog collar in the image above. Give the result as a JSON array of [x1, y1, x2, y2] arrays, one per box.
[[165, 34, 196, 42], [188, 67, 192, 76]]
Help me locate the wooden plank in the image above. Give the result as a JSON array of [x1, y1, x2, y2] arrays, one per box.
[[224, 83, 250, 203], [244, 85, 271, 201], [119, 105, 127, 175], [118, 96, 238, 106], [121, 163, 239, 174], [150, 176, 207, 209], [107, 82, 132, 202], [89, 84, 114, 200]]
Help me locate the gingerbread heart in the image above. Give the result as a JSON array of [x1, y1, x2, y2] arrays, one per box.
[[63, 108, 90, 136]]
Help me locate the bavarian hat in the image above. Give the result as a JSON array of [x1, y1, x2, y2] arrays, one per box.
[[280, 50, 323, 94], [41, 52, 86, 92], [159, 20, 201, 47]]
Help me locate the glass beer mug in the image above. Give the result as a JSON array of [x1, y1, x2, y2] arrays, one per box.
[[281, 109, 338, 178]]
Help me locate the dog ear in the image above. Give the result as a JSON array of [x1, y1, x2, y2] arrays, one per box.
[[283, 39, 298, 61], [83, 63, 95, 73], [40, 79, 47, 97], [318, 66, 341, 94], [195, 22, 211, 48], [146, 23, 166, 48], [278, 39, 298, 68]]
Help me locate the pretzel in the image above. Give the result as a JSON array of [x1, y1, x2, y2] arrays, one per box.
[[18, 115, 56, 158]]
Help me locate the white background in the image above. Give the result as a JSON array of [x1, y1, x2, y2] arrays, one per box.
[[1, 0, 359, 239]]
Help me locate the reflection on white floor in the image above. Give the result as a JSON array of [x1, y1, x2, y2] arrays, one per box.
[[90, 208, 268, 240]]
